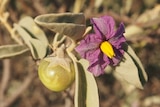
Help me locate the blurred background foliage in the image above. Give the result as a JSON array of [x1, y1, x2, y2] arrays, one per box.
[[0, 0, 160, 107]]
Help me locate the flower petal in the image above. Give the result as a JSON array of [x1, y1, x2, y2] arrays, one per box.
[[88, 52, 109, 76], [88, 62, 103, 76], [103, 54, 111, 65], [86, 48, 101, 63], [91, 16, 115, 40], [109, 23, 126, 49], [75, 34, 101, 59], [76, 15, 126, 76], [112, 48, 124, 65]]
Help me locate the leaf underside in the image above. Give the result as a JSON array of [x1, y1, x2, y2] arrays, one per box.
[[115, 43, 148, 89], [0, 44, 29, 59]]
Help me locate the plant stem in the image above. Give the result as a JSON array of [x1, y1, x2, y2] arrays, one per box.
[[0, 0, 9, 14], [52, 33, 66, 51], [0, 0, 23, 45], [73, 0, 85, 13], [0, 59, 10, 107]]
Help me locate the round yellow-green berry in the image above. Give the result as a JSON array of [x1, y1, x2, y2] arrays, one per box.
[[38, 59, 75, 92]]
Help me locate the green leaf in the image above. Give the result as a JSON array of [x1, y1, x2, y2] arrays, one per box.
[[79, 59, 99, 107], [74, 59, 99, 107], [34, 13, 86, 41], [18, 16, 48, 46], [68, 51, 99, 107], [14, 24, 47, 59], [125, 43, 148, 86], [0, 44, 29, 59], [115, 43, 148, 89], [115, 52, 143, 89], [30, 38, 48, 59], [74, 61, 87, 107]]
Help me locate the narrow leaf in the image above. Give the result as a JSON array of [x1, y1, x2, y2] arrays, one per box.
[[0, 44, 29, 59], [115, 43, 148, 89], [14, 24, 47, 59], [30, 38, 48, 59], [79, 59, 99, 107], [74, 61, 87, 107], [19, 16, 48, 45], [115, 52, 143, 89], [14, 24, 37, 59], [124, 43, 148, 86], [34, 13, 86, 41]]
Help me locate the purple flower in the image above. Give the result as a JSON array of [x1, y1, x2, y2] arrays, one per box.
[[75, 15, 126, 76]]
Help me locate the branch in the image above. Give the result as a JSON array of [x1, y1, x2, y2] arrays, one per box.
[[0, 59, 10, 107], [0, 0, 23, 44], [0, 12, 23, 45], [0, 0, 9, 14]]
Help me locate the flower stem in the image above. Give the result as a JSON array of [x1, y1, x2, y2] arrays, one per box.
[[52, 33, 66, 51]]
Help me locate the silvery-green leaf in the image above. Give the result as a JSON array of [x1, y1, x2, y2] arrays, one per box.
[[29, 38, 48, 59], [18, 16, 48, 46], [125, 43, 148, 86], [115, 52, 143, 89], [0, 44, 29, 59], [14, 24, 35, 57], [79, 59, 99, 107], [14, 24, 47, 59], [74, 62, 87, 107], [115, 43, 147, 89], [34, 13, 86, 41], [68, 51, 98, 107]]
